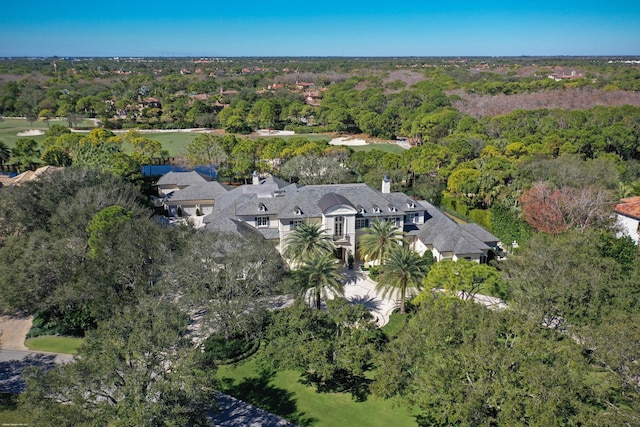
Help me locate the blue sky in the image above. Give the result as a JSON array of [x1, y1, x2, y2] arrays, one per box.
[[1, 1, 639, 57]]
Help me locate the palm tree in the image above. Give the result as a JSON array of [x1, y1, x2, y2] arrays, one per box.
[[358, 219, 404, 266], [0, 141, 10, 173], [283, 222, 335, 265], [376, 246, 428, 314], [298, 253, 344, 309]]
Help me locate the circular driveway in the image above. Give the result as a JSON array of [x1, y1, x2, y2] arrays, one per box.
[[340, 264, 399, 326]]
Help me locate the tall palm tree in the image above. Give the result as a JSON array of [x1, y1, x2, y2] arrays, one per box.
[[376, 245, 428, 314], [298, 253, 344, 309], [0, 141, 10, 173], [283, 222, 335, 265], [358, 219, 404, 266]]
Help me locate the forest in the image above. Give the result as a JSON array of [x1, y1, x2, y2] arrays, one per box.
[[0, 56, 639, 426]]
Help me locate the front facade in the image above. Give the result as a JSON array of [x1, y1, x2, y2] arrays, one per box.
[[184, 173, 500, 264]]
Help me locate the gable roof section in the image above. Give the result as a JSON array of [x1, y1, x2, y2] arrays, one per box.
[[416, 203, 493, 256], [615, 196, 640, 221], [460, 223, 499, 244], [163, 181, 230, 203], [3, 166, 63, 186], [157, 171, 210, 186]]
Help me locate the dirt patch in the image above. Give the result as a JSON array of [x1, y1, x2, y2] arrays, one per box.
[[0, 315, 32, 351]]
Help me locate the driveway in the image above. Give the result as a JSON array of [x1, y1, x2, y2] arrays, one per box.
[[0, 315, 74, 393], [341, 263, 399, 326], [213, 393, 296, 427]]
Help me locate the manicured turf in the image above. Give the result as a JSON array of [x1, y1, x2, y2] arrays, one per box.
[[349, 143, 405, 154], [24, 336, 84, 355], [141, 132, 200, 157], [1, 119, 404, 158], [381, 310, 408, 339], [0, 118, 51, 147], [217, 356, 417, 427]]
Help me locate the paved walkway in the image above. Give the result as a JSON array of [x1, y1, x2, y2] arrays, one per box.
[[340, 263, 399, 327]]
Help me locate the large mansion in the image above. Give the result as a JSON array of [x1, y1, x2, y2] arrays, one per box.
[[158, 171, 500, 264]]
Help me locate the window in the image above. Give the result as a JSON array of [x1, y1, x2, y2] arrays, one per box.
[[355, 218, 369, 229], [407, 212, 419, 224], [256, 216, 269, 227], [384, 217, 401, 227], [258, 203, 266, 212], [334, 216, 344, 236], [290, 220, 303, 229]]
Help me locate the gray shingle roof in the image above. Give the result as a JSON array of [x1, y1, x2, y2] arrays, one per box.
[[163, 181, 230, 203], [460, 223, 499, 244], [205, 217, 263, 238], [199, 179, 498, 258], [157, 171, 210, 186], [417, 215, 491, 256]]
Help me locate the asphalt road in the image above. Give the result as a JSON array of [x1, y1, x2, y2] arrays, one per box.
[[0, 349, 73, 394], [0, 349, 73, 363]]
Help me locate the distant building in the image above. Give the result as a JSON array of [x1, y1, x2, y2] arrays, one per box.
[[0, 166, 63, 187], [615, 196, 640, 244], [548, 71, 582, 81]]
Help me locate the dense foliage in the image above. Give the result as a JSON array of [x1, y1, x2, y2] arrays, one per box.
[[2, 57, 640, 425]]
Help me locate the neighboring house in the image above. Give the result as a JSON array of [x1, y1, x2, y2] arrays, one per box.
[[171, 171, 500, 264], [0, 166, 63, 187], [614, 196, 640, 244], [156, 171, 211, 196]]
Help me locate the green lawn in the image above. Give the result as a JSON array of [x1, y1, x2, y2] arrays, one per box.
[[24, 336, 83, 355], [349, 143, 405, 154], [381, 311, 408, 339], [217, 356, 417, 427], [141, 132, 200, 157], [0, 118, 52, 148], [0, 118, 403, 160]]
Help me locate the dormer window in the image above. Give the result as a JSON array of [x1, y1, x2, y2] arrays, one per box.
[[389, 205, 397, 212], [294, 206, 302, 216], [258, 203, 267, 212], [407, 199, 416, 209], [373, 204, 381, 213]]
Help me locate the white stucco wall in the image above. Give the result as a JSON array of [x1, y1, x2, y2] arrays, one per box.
[[616, 214, 640, 244]]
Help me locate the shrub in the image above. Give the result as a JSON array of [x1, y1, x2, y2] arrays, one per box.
[[204, 333, 254, 362], [468, 209, 491, 228]]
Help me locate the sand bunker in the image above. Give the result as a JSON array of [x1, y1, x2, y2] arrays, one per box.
[[257, 129, 295, 136], [17, 129, 45, 136], [329, 137, 368, 146]]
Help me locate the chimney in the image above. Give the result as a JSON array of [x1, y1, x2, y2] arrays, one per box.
[[252, 170, 260, 186], [381, 175, 391, 194]]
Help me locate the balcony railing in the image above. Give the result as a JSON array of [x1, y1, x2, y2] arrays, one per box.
[[333, 234, 350, 243]]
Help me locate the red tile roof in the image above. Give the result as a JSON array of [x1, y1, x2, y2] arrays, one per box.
[[615, 196, 640, 220]]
